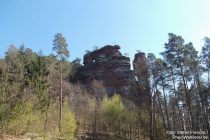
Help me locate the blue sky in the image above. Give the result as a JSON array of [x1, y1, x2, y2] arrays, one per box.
[[1, 0, 210, 62]]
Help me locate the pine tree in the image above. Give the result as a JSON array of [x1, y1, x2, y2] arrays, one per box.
[[161, 33, 195, 130], [52, 33, 70, 132]]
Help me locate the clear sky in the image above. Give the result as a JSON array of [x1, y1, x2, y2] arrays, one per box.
[[1, 0, 210, 61]]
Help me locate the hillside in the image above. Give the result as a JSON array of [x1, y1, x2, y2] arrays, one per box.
[[0, 33, 209, 140]]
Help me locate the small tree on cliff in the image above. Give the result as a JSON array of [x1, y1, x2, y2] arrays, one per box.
[[52, 33, 70, 132]]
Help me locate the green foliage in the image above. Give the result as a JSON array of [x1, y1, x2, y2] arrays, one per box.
[[32, 55, 50, 112], [53, 101, 77, 139], [103, 95, 124, 122], [7, 102, 40, 135], [69, 58, 81, 82], [138, 109, 150, 136], [60, 111, 77, 139], [201, 37, 210, 69], [53, 33, 70, 60], [102, 95, 125, 132], [1, 33, 210, 139]]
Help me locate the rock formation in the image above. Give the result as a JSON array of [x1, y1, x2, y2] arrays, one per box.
[[132, 52, 151, 106], [133, 51, 149, 90], [75, 45, 138, 95]]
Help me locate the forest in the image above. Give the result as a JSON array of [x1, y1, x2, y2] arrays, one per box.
[[0, 33, 209, 140]]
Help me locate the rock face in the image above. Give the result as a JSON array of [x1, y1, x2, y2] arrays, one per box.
[[75, 45, 138, 95], [132, 52, 151, 106], [133, 51, 148, 89]]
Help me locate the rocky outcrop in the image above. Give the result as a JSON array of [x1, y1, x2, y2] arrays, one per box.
[[133, 51, 148, 89], [132, 52, 150, 106], [75, 45, 138, 95]]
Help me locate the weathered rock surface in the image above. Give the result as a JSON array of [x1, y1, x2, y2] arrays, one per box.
[[132, 51, 150, 106], [75, 45, 138, 95]]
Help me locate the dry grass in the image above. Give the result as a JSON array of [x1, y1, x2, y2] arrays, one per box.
[[0, 135, 30, 140], [0, 134, 46, 140]]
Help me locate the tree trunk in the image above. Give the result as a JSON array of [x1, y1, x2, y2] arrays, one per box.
[[153, 92, 157, 140], [58, 62, 63, 132], [180, 66, 194, 130], [44, 75, 51, 136], [161, 76, 170, 130], [208, 68, 209, 86], [44, 110, 49, 136], [155, 84, 167, 130], [2, 68, 9, 134], [93, 99, 97, 140], [194, 69, 210, 138], [171, 70, 184, 130], [146, 78, 153, 140]]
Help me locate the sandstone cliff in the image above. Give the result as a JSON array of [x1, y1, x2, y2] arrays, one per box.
[[75, 45, 138, 95]]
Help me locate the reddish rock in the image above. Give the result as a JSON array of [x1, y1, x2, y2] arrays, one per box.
[[76, 45, 138, 95], [132, 51, 151, 106]]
